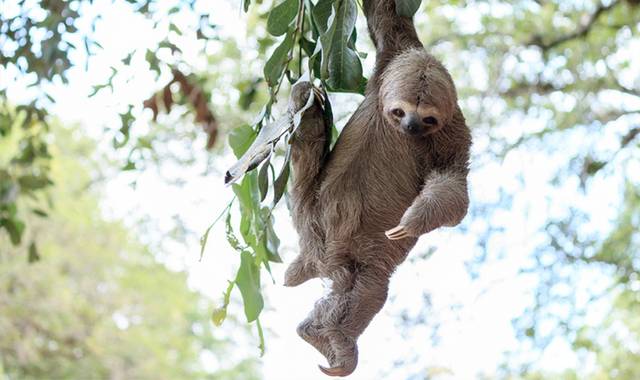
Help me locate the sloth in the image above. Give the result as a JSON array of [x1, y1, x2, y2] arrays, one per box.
[[283, 0, 471, 376]]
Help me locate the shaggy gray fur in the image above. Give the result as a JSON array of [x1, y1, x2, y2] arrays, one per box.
[[284, 0, 471, 376]]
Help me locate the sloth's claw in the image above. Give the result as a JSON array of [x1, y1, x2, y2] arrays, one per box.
[[385, 225, 408, 240], [312, 86, 325, 107], [318, 333, 358, 377], [318, 364, 350, 377]]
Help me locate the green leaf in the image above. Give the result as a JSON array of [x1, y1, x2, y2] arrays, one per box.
[[28, 241, 40, 263], [261, 207, 282, 263], [318, 0, 363, 92], [235, 251, 264, 322], [318, 8, 336, 79], [264, 32, 294, 87], [272, 153, 290, 206], [525, 327, 535, 338], [395, 0, 421, 17], [211, 307, 227, 327], [1, 217, 25, 245], [225, 212, 243, 251], [585, 160, 606, 175], [267, 0, 299, 36], [122, 160, 136, 171], [211, 280, 235, 326], [258, 156, 271, 202], [228, 125, 257, 158], [299, 36, 317, 56], [32, 209, 48, 218], [327, 45, 362, 92], [17, 175, 53, 191], [233, 173, 260, 247], [312, 0, 335, 33], [89, 84, 108, 97], [243, 0, 251, 12], [233, 173, 259, 216], [169, 23, 183, 35], [200, 224, 213, 260]]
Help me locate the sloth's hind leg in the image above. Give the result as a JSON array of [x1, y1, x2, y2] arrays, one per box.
[[312, 266, 359, 377], [341, 265, 390, 339], [319, 265, 391, 376]]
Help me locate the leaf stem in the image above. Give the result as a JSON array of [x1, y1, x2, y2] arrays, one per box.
[[271, 0, 306, 100], [199, 196, 236, 261]]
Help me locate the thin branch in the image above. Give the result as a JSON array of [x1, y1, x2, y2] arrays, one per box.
[[613, 81, 640, 97], [620, 126, 640, 148], [528, 0, 621, 51]]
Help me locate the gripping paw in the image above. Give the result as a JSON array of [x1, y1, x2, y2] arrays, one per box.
[[385, 224, 409, 240]]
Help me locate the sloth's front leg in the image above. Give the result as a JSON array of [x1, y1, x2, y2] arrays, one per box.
[[386, 170, 469, 240], [289, 81, 328, 199], [285, 82, 329, 287]]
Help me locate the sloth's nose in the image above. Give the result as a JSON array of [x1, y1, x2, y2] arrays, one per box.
[[401, 114, 422, 135]]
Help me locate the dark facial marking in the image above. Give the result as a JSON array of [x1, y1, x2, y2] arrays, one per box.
[[391, 108, 405, 118], [423, 116, 438, 126]]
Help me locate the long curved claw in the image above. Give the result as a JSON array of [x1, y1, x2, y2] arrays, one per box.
[[385, 225, 409, 240], [318, 338, 358, 377], [312, 86, 325, 107], [318, 365, 351, 377]]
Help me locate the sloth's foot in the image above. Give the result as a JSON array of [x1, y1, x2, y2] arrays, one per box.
[[284, 256, 317, 287], [318, 331, 358, 377], [296, 318, 335, 364]]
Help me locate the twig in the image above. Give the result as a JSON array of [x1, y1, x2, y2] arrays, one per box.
[[528, 0, 621, 51]]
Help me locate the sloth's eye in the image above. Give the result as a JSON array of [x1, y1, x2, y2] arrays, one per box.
[[423, 116, 438, 125], [391, 108, 405, 118]]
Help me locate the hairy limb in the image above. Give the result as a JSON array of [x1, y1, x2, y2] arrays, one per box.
[[386, 169, 469, 240], [363, 0, 423, 80], [316, 264, 390, 376], [294, 266, 355, 374], [289, 82, 328, 200], [284, 82, 329, 286]]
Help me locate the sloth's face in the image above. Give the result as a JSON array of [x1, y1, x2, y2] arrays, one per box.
[[379, 50, 458, 137], [383, 100, 444, 137]]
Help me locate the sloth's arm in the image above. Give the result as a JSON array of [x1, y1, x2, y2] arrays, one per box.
[[288, 82, 329, 218], [281, 82, 329, 287], [363, 0, 423, 76], [386, 110, 471, 240], [386, 167, 469, 239]]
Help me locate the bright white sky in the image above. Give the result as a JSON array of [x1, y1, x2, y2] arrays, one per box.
[[4, 0, 637, 378]]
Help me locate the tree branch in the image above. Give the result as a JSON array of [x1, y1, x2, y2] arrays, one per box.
[[528, 0, 621, 51], [620, 126, 640, 148]]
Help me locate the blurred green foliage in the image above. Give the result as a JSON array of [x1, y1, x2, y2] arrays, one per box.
[[0, 100, 52, 251], [0, 123, 259, 379]]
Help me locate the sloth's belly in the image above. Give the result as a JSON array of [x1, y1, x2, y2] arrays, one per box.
[[318, 142, 424, 233]]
